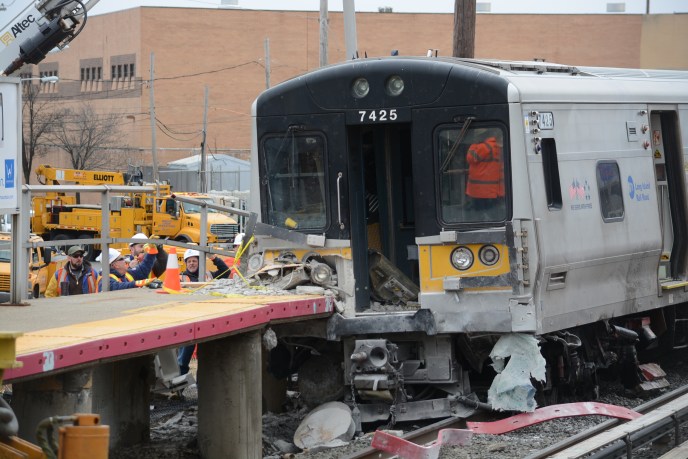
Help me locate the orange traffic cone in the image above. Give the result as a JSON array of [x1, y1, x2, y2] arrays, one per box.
[[158, 247, 184, 294]]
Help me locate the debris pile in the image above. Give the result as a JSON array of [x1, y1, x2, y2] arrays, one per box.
[[190, 277, 313, 297]]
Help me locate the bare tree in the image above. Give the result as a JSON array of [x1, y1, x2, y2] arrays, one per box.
[[22, 83, 60, 183], [49, 103, 128, 171], [453, 0, 476, 58]]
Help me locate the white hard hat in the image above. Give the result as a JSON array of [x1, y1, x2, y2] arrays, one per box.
[[129, 233, 148, 246], [233, 233, 244, 246], [184, 248, 200, 261], [96, 248, 123, 265]]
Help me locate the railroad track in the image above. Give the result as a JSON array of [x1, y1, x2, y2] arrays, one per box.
[[343, 385, 688, 459], [532, 385, 688, 459]]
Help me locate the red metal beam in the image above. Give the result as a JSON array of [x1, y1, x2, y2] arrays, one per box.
[[371, 429, 472, 459], [467, 402, 641, 434]]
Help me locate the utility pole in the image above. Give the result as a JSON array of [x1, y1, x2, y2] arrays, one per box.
[[319, 0, 329, 67], [343, 0, 358, 60], [149, 52, 159, 185], [452, 0, 476, 58], [200, 85, 208, 193], [264, 37, 271, 89], [646, 0, 650, 14]]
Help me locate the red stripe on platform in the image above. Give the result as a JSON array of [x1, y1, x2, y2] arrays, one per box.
[[4, 296, 332, 382]]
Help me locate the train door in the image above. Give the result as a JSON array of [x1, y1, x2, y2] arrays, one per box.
[[650, 108, 688, 285], [347, 123, 417, 310]]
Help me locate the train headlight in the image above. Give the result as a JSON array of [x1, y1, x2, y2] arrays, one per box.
[[385, 75, 404, 96], [247, 253, 264, 273], [478, 245, 500, 266], [450, 246, 473, 271], [309, 261, 333, 286], [352, 77, 370, 99]]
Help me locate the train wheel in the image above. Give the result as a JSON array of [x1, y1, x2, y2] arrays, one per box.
[[297, 354, 346, 408]]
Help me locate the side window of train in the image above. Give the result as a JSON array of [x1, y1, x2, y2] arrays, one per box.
[[261, 133, 328, 230], [596, 161, 625, 222], [541, 138, 562, 210]]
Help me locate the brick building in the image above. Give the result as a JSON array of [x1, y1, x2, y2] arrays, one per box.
[[19, 7, 688, 176]]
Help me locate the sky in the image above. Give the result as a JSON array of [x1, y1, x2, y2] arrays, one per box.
[[89, 0, 688, 15]]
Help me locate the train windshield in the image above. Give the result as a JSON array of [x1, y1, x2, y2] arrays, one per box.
[[262, 133, 327, 230], [438, 125, 507, 224]]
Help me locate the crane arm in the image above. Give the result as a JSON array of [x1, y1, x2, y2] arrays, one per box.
[[1, 0, 101, 76], [35, 164, 126, 185]]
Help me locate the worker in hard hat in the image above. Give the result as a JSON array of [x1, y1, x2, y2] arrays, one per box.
[[125, 233, 148, 265], [177, 247, 231, 374], [96, 245, 157, 291], [126, 232, 169, 278], [180, 248, 231, 283]]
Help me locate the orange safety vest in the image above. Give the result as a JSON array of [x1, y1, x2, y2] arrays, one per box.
[[110, 272, 135, 283], [180, 272, 213, 282], [55, 267, 98, 295], [465, 137, 505, 199], [96, 272, 135, 288]]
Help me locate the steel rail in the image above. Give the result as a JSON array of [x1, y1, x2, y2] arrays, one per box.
[[525, 384, 688, 459], [342, 416, 466, 459], [343, 384, 688, 459]]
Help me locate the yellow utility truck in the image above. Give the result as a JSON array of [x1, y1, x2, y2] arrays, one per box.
[[0, 233, 66, 301], [31, 165, 240, 260]]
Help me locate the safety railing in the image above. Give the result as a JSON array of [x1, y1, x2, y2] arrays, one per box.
[[5, 185, 247, 303]]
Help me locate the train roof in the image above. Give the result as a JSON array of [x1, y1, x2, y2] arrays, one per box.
[[443, 57, 688, 104], [255, 56, 688, 115], [454, 58, 688, 79]]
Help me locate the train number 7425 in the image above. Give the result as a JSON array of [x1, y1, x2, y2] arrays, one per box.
[[359, 109, 398, 123]]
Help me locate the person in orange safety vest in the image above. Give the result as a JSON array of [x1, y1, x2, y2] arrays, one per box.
[[465, 133, 504, 211], [96, 246, 157, 291], [45, 245, 98, 297]]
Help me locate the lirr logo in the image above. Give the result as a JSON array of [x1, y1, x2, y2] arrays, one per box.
[[4, 160, 14, 188]]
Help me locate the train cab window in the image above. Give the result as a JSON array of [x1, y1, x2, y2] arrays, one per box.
[[262, 133, 327, 230], [437, 125, 506, 224], [596, 161, 624, 222]]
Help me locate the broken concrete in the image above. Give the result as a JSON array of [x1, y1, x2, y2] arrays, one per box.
[[293, 401, 355, 452]]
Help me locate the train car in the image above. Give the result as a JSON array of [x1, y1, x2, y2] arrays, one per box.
[[248, 57, 688, 422]]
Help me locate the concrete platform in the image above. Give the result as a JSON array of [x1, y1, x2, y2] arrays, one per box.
[[1, 289, 333, 457], [2, 289, 332, 382]]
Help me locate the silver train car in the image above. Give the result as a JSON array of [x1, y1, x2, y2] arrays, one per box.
[[247, 57, 688, 422]]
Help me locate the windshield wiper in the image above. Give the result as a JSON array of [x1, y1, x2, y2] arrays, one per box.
[[440, 116, 475, 173]]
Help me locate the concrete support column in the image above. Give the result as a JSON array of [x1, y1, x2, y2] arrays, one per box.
[[92, 355, 154, 450], [13, 369, 93, 441], [262, 348, 287, 414], [198, 331, 262, 458]]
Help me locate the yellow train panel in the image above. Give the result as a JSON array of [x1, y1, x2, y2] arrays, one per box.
[[419, 244, 510, 293]]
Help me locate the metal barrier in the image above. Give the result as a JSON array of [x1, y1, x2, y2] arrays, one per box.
[[6, 184, 248, 302]]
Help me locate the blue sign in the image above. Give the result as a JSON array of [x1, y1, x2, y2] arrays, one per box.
[[4, 159, 14, 189], [628, 175, 650, 202]]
